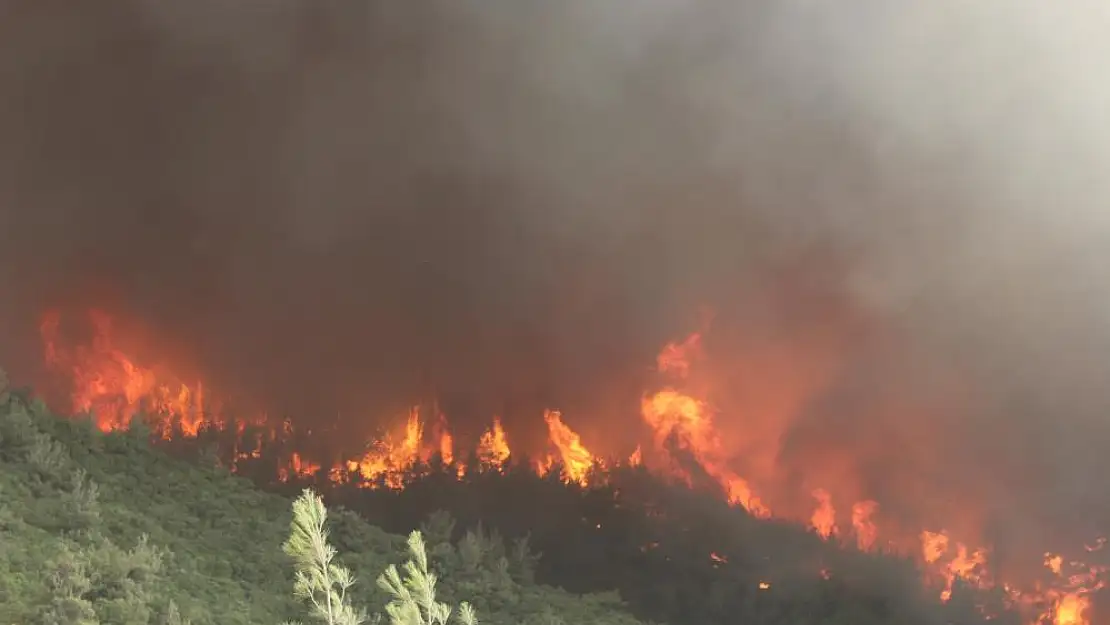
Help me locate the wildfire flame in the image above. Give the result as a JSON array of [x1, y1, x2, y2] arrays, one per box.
[[811, 488, 836, 539], [346, 407, 429, 488], [542, 409, 597, 484], [33, 309, 1106, 625], [477, 416, 511, 468], [40, 310, 213, 435]]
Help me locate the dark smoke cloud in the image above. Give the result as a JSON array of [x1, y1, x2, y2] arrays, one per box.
[[2, 0, 1110, 551]]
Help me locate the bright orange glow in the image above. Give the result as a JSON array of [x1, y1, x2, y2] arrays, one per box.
[[279, 452, 321, 483], [34, 310, 1107, 625], [629, 445, 643, 466], [1054, 594, 1089, 625], [851, 500, 879, 551], [345, 407, 421, 487], [921, 530, 988, 602], [640, 388, 769, 517], [40, 309, 221, 436], [477, 416, 511, 468], [810, 488, 836, 539], [439, 429, 455, 465], [543, 410, 595, 484]]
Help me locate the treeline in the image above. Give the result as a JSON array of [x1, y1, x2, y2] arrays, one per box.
[[0, 373, 1039, 625], [116, 398, 1028, 625], [0, 374, 647, 625], [312, 459, 1024, 625]]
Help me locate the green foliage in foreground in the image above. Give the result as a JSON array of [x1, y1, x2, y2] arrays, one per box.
[[0, 373, 647, 625], [282, 488, 476, 625]]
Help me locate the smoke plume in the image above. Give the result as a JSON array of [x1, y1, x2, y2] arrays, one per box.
[[2, 0, 1110, 559]]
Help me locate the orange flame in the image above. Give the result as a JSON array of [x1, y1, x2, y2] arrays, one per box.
[[920, 530, 989, 602], [33, 310, 1107, 625], [810, 488, 837, 539], [851, 500, 879, 551], [477, 416, 511, 468], [439, 429, 455, 465], [347, 407, 428, 488], [543, 410, 595, 484], [1054, 594, 1090, 625], [279, 452, 321, 483], [40, 309, 211, 435]]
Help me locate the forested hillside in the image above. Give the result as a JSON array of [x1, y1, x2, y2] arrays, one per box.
[[0, 369, 1047, 625], [0, 373, 645, 625], [302, 452, 1021, 625]]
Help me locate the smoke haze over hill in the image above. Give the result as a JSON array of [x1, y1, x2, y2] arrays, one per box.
[[2, 0, 1110, 569]]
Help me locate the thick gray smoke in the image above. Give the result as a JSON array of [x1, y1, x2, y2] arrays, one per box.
[[2, 0, 1110, 556]]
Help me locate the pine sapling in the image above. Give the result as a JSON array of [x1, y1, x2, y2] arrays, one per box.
[[377, 531, 477, 625], [282, 489, 478, 625], [282, 488, 369, 625]]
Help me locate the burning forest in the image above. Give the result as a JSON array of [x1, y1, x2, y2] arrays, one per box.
[[4, 2, 1110, 625], [27, 306, 1108, 625]]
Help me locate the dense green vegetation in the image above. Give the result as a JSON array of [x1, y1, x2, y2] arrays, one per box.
[[0, 368, 1034, 625], [0, 373, 645, 625]]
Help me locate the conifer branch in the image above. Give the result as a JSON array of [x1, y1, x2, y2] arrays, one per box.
[[283, 488, 478, 625], [283, 488, 368, 625]]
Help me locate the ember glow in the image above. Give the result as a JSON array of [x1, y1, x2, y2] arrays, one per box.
[[36, 308, 1107, 625]]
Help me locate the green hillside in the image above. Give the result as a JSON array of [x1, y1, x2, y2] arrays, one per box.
[[0, 373, 646, 625]]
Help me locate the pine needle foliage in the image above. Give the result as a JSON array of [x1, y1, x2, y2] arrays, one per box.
[[377, 531, 477, 625], [283, 489, 477, 625], [282, 488, 369, 625]]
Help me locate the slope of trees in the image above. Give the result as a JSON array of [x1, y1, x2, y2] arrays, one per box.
[[227, 425, 1029, 625], [0, 373, 646, 625], [0, 366, 1044, 625], [324, 461, 1023, 625]]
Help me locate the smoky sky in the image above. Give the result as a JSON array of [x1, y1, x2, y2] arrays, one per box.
[[3, 0, 1110, 539]]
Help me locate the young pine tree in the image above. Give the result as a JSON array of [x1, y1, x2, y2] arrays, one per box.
[[282, 488, 477, 625]]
